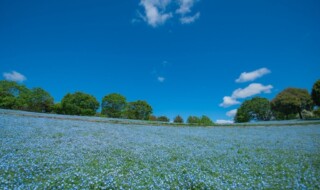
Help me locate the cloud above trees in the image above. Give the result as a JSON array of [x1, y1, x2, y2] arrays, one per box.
[[3, 71, 27, 82], [220, 83, 273, 108], [236, 68, 271, 83]]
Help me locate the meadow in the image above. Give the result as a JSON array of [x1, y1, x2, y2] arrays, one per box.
[[0, 109, 319, 189]]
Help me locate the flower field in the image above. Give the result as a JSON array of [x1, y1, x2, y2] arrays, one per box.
[[0, 110, 319, 189]]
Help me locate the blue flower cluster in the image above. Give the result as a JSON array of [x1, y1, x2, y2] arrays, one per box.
[[0, 109, 319, 189]]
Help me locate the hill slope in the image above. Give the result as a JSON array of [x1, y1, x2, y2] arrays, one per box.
[[0, 109, 319, 189]]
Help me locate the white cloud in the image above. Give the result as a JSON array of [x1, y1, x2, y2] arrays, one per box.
[[236, 68, 271, 83], [231, 83, 273, 99], [180, 12, 200, 24], [3, 71, 27, 82], [137, 0, 200, 27], [216, 120, 234, 124], [176, 0, 198, 14], [219, 96, 240, 108], [226, 109, 237, 117], [158, 76, 165, 82], [139, 0, 173, 27], [220, 83, 273, 108]]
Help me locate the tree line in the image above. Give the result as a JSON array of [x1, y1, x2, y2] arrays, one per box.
[[235, 79, 320, 123], [1, 79, 319, 124], [0, 80, 215, 125]]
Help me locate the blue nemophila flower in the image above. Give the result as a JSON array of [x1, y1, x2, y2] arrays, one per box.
[[0, 109, 319, 189]]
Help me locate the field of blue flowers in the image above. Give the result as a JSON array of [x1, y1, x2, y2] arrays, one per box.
[[1, 109, 319, 189]]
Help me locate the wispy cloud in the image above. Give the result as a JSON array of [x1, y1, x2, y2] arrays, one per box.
[[220, 83, 273, 108], [137, 0, 200, 27], [231, 83, 273, 99], [236, 68, 271, 83], [3, 71, 27, 82], [139, 0, 173, 27], [176, 0, 198, 14], [219, 96, 240, 108], [226, 109, 237, 117], [158, 76, 165, 82], [180, 12, 200, 24], [216, 119, 234, 124]]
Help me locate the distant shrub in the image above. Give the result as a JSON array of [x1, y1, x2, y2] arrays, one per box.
[[301, 110, 314, 119], [187, 115, 214, 126], [187, 116, 200, 124], [157, 116, 170, 122], [199, 115, 214, 126], [148, 115, 157, 121], [174, 115, 184, 123]]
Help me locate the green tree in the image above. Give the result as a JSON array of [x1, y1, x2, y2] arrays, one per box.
[[101, 93, 127, 118], [52, 103, 63, 114], [148, 115, 157, 121], [311, 80, 320, 106], [234, 102, 251, 123], [271, 88, 313, 119], [173, 115, 184, 123], [61, 92, 99, 116], [126, 100, 152, 120], [157, 116, 170, 122], [199, 115, 214, 126], [235, 97, 272, 123], [27, 88, 54, 113], [0, 80, 30, 110], [187, 116, 200, 124]]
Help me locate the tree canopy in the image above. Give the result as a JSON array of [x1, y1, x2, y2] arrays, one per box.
[[101, 93, 127, 118], [61, 92, 100, 116], [157, 116, 170, 122], [312, 80, 320, 106], [271, 88, 313, 119], [235, 97, 272, 123], [173, 115, 184, 123], [187, 115, 213, 126], [0, 80, 31, 110], [126, 100, 152, 120], [187, 116, 200, 124], [27, 88, 54, 113]]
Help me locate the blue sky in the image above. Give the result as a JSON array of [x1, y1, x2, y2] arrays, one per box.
[[1, 0, 319, 122]]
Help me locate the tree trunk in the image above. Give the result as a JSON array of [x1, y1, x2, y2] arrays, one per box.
[[298, 111, 303, 120]]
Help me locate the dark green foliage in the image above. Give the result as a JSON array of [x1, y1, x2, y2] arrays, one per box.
[[0, 80, 30, 110], [311, 80, 320, 106], [187, 115, 213, 126], [61, 92, 99, 116], [314, 109, 320, 118], [52, 103, 63, 114], [27, 88, 54, 113], [187, 116, 200, 124], [101, 93, 127, 118], [173, 115, 184, 123], [235, 97, 272, 123], [125, 100, 152, 120], [157, 116, 170, 122], [271, 88, 313, 120], [199, 115, 214, 126], [148, 115, 157, 121], [234, 101, 251, 123]]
